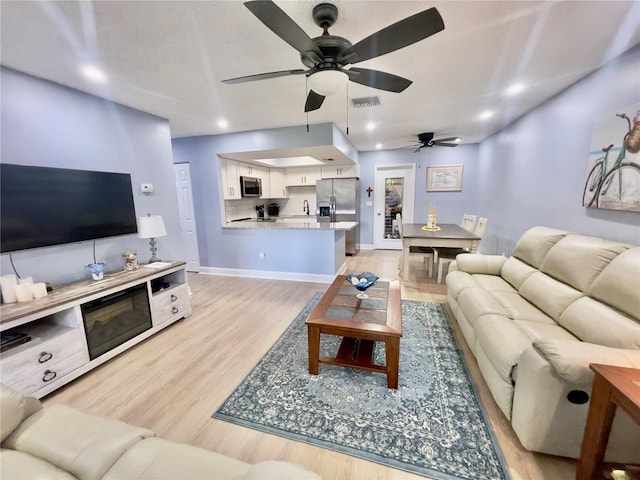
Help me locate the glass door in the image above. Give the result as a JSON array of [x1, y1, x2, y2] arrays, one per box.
[[374, 165, 415, 250]]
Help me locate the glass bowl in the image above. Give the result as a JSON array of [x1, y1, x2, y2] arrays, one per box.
[[345, 272, 379, 299]]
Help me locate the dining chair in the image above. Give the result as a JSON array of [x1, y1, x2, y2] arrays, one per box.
[[427, 213, 477, 276], [435, 217, 488, 283], [396, 213, 436, 277], [461, 213, 477, 232]]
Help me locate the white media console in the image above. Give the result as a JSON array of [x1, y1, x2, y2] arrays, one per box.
[[0, 261, 191, 398]]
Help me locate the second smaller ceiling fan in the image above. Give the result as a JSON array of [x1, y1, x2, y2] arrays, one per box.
[[408, 132, 461, 152]]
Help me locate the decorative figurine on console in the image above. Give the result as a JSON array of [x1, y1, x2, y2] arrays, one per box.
[[122, 250, 139, 271]]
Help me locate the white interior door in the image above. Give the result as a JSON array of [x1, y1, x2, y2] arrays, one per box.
[[173, 163, 201, 272], [374, 164, 416, 250]]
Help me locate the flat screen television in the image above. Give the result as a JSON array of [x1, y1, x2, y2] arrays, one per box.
[[1, 164, 138, 253]]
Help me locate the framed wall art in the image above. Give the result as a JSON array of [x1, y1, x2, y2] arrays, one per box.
[[427, 164, 463, 192]]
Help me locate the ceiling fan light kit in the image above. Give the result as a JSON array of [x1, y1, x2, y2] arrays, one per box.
[[308, 69, 348, 96], [222, 0, 445, 113]]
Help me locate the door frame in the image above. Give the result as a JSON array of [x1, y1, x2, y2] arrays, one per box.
[[374, 163, 416, 250], [173, 163, 201, 272]]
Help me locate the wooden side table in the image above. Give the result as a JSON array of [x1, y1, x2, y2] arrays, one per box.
[[575, 364, 640, 480]]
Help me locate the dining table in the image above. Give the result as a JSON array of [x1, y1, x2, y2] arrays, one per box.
[[400, 223, 481, 281]]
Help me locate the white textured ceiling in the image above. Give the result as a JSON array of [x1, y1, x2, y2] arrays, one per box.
[[1, 1, 639, 153]]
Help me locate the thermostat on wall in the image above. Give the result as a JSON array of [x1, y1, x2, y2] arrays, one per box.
[[141, 183, 154, 193]]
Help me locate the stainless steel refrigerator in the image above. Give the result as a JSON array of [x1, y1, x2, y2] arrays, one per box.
[[316, 178, 359, 255]]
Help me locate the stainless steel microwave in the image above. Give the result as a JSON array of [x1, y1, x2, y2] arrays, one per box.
[[239, 176, 262, 197]]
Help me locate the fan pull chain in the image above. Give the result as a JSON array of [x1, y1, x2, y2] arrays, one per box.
[[306, 77, 309, 133], [346, 83, 349, 135]]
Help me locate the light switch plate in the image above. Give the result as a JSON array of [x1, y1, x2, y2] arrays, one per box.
[[141, 183, 154, 193]]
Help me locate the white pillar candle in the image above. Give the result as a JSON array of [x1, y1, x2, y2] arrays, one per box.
[[1, 274, 17, 303], [15, 284, 33, 302], [31, 283, 48, 299], [18, 276, 33, 285]]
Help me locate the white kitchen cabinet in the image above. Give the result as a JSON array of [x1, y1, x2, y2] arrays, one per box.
[[221, 159, 241, 199], [285, 167, 322, 186], [321, 164, 360, 178], [268, 169, 289, 198]]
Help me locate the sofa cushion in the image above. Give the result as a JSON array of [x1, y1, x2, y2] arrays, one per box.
[[103, 437, 251, 480], [470, 274, 517, 293], [559, 297, 640, 349], [500, 257, 538, 290], [458, 287, 510, 326], [3, 405, 154, 480], [0, 384, 42, 442], [489, 291, 556, 324], [532, 338, 640, 384], [588, 247, 640, 322], [511, 226, 570, 268], [513, 320, 579, 342], [0, 449, 76, 480], [540, 235, 629, 292], [519, 272, 583, 322]]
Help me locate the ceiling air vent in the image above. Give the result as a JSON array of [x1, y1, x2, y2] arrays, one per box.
[[351, 96, 381, 108]]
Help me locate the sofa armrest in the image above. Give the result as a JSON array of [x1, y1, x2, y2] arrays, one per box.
[[1, 384, 42, 443], [532, 338, 640, 384], [3, 404, 154, 480], [453, 254, 507, 275]]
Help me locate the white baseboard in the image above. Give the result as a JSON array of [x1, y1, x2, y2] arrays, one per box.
[[199, 266, 340, 284], [358, 244, 375, 250]]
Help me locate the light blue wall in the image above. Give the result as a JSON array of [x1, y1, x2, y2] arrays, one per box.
[[171, 124, 350, 273], [357, 145, 480, 246], [475, 44, 640, 254], [0, 67, 184, 287]]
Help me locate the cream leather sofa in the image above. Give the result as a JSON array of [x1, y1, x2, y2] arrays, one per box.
[[1, 384, 320, 480], [446, 226, 640, 461]]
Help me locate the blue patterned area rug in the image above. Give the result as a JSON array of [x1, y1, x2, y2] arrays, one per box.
[[213, 294, 510, 480]]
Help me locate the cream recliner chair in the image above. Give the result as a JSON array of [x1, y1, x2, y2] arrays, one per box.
[[0, 384, 320, 480]]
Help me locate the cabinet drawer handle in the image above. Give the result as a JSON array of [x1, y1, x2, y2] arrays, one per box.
[[170, 294, 177, 302], [172, 306, 179, 314], [42, 370, 57, 382], [39, 352, 53, 363]]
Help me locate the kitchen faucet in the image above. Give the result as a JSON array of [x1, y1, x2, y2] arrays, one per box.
[[303, 199, 309, 215]]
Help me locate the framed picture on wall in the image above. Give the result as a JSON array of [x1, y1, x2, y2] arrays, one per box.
[[427, 164, 464, 192]]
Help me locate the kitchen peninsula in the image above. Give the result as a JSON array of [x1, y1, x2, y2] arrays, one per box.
[[216, 217, 358, 282]]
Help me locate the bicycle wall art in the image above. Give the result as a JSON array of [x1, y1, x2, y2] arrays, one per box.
[[583, 104, 640, 212]]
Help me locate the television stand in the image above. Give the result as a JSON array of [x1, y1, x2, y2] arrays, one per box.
[[0, 261, 191, 398]]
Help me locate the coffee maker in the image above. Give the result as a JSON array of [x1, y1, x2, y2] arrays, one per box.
[[256, 205, 265, 219]]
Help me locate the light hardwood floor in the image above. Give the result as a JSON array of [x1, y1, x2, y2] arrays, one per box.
[[43, 250, 576, 479]]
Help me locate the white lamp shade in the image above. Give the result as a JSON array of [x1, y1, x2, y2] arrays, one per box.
[[308, 70, 348, 96], [138, 215, 167, 239]]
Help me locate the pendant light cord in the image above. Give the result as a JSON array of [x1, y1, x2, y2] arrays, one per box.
[[9, 254, 21, 279]]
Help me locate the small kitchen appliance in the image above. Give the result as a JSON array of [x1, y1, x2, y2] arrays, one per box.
[[267, 203, 279, 216]]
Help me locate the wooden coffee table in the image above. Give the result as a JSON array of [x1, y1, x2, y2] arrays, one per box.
[[306, 275, 402, 388]]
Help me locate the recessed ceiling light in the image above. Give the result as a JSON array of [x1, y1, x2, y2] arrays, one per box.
[[366, 122, 376, 131], [454, 137, 461, 143], [217, 119, 228, 128], [81, 65, 106, 83], [375, 143, 383, 149], [478, 110, 494, 121], [505, 83, 525, 96]]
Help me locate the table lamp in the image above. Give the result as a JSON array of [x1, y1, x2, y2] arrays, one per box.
[[138, 214, 167, 263]]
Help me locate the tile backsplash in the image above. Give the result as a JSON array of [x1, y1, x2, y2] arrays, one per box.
[[224, 186, 317, 221]]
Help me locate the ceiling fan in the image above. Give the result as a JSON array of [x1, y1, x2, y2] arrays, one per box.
[[222, 1, 445, 113], [408, 132, 461, 152]]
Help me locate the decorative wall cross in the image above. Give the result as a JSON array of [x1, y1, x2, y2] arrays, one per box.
[[366, 187, 373, 197]]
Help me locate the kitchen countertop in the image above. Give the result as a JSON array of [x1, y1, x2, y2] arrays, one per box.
[[224, 216, 357, 231]]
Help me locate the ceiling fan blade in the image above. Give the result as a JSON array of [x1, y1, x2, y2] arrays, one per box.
[[222, 69, 306, 84], [433, 137, 460, 143], [347, 68, 412, 93], [413, 146, 423, 153], [305, 90, 325, 112], [338, 7, 444, 64], [432, 142, 459, 147], [244, 1, 321, 56]]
